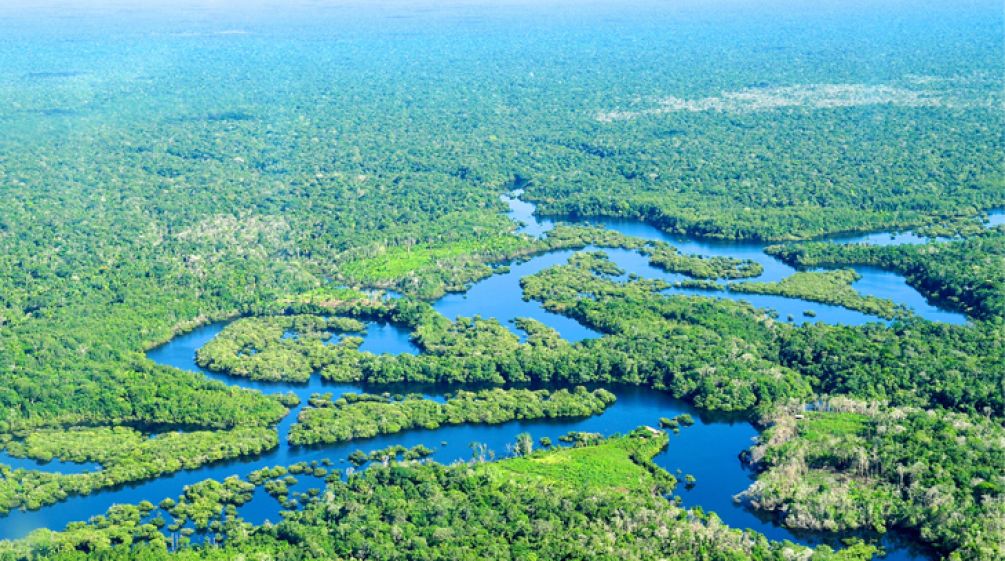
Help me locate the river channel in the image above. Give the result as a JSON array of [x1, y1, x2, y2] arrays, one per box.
[[3, 194, 995, 559]]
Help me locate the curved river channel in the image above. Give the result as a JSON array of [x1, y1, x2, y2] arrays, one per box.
[[2, 196, 998, 558]]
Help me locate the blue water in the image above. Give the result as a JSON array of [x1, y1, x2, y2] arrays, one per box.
[[4, 198, 983, 559], [0, 320, 936, 559], [986, 209, 1005, 228], [503, 191, 556, 239], [356, 321, 420, 355], [0, 452, 100, 475], [434, 249, 601, 342], [828, 208, 1005, 244], [509, 193, 968, 326]]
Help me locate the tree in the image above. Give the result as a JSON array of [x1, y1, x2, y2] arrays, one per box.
[[514, 433, 534, 457]]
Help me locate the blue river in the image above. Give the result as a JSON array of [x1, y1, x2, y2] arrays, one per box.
[[2, 194, 993, 560]]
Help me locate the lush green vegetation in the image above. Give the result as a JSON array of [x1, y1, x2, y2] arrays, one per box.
[[288, 387, 616, 446], [776, 319, 1005, 416], [740, 398, 1004, 560], [519, 252, 815, 411], [767, 230, 1005, 320], [332, 223, 765, 300], [0, 427, 276, 514], [0, 433, 878, 561], [0, 2, 1002, 560], [198, 249, 1005, 422], [486, 428, 673, 493], [0, 356, 289, 434], [0, 476, 260, 559], [195, 315, 363, 382], [290, 260, 811, 411], [658, 414, 695, 431], [249, 461, 335, 509], [335, 235, 533, 300], [347, 444, 436, 466], [729, 269, 904, 319], [7, 240, 999, 555], [645, 244, 763, 279], [0, 0, 1000, 433]]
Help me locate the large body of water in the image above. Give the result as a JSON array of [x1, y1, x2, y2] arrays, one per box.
[[3, 195, 990, 560]]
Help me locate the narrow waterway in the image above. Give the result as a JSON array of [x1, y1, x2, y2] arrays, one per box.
[[505, 189, 970, 328], [3, 194, 984, 560]]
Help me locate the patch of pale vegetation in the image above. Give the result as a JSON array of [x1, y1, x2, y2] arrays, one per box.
[[597, 83, 943, 122], [174, 213, 293, 261], [177, 214, 288, 244], [738, 398, 1005, 559]]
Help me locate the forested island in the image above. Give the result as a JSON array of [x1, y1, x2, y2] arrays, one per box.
[[0, 1, 1002, 561], [287, 387, 617, 445]]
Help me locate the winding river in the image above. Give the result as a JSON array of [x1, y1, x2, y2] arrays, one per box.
[[2, 196, 996, 559]]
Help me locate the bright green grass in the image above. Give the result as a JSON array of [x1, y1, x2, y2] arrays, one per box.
[[483, 433, 668, 493], [285, 286, 370, 305], [798, 412, 870, 441], [339, 235, 530, 282]]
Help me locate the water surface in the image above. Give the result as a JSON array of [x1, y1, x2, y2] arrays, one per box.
[[1, 197, 968, 560], [510, 193, 969, 325]]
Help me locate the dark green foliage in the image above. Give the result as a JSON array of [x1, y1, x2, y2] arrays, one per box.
[[195, 315, 363, 382], [203, 272, 813, 414], [0, 435, 878, 561], [659, 414, 695, 430], [777, 320, 1005, 416], [0, 4, 1001, 560]]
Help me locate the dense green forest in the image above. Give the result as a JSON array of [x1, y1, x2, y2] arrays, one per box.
[[0, 432, 881, 561], [1, 1, 1003, 560], [333, 223, 765, 300], [1, 7, 1001, 432], [741, 399, 1004, 560], [196, 265, 815, 413]]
